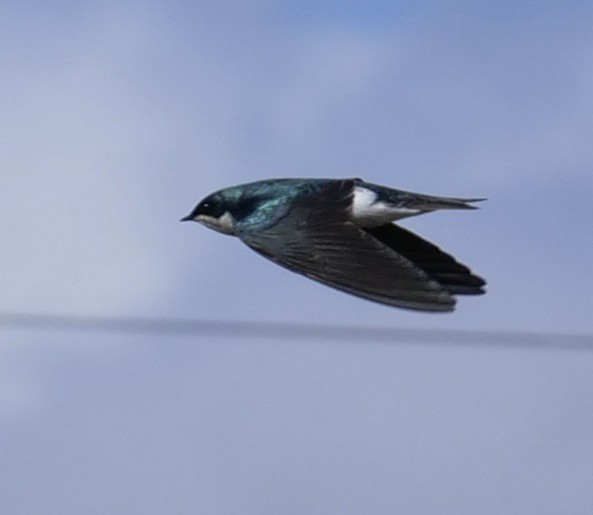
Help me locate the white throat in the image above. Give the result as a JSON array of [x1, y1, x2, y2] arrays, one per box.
[[196, 211, 235, 235]]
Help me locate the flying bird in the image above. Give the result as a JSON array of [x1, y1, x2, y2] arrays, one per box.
[[181, 178, 486, 312]]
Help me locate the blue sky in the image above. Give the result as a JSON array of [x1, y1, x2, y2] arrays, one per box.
[[1, 1, 593, 513]]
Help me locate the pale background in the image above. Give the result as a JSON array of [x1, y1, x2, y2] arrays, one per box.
[[1, 1, 592, 513]]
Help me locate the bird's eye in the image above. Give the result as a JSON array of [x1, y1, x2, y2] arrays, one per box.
[[199, 202, 211, 213], [198, 198, 224, 217]]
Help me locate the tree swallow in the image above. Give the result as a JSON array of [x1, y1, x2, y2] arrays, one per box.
[[181, 178, 486, 312]]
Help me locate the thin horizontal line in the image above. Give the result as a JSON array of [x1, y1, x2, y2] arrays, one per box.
[[0, 312, 591, 351]]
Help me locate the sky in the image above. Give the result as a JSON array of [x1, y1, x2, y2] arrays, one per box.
[[1, 1, 593, 513]]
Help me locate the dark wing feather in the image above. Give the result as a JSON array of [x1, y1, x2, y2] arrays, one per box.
[[364, 224, 486, 295], [235, 180, 456, 312]]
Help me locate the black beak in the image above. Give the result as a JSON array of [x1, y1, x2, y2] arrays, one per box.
[[180, 214, 194, 222]]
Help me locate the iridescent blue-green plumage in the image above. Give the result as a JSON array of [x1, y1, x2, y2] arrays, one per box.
[[183, 178, 486, 312], [212, 179, 335, 231], [204, 178, 484, 230]]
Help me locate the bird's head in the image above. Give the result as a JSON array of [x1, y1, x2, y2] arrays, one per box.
[[181, 191, 235, 235]]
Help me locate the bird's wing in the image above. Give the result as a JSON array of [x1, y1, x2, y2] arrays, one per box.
[[234, 180, 456, 312], [364, 224, 486, 295]]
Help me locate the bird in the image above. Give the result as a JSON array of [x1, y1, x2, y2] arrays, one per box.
[[181, 178, 486, 312]]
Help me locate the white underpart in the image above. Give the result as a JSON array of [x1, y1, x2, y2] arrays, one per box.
[[196, 211, 235, 235], [352, 186, 422, 226]]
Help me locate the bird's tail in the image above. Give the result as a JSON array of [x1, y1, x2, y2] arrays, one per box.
[[357, 180, 486, 211], [400, 194, 486, 211]]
